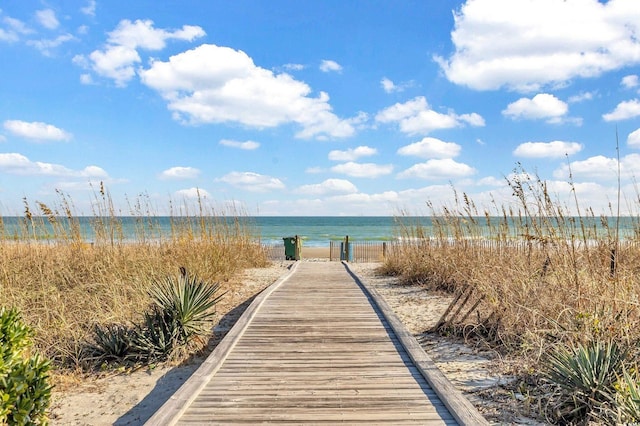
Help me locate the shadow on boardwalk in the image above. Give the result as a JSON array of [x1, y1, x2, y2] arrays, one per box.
[[113, 294, 261, 425]]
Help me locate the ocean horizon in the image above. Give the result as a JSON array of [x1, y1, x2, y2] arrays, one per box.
[[2, 215, 638, 247]]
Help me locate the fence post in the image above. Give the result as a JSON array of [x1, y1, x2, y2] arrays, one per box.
[[382, 242, 387, 258], [345, 235, 350, 262]]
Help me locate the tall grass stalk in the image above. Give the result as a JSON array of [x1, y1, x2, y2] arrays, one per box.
[[384, 167, 640, 356], [0, 188, 268, 376]]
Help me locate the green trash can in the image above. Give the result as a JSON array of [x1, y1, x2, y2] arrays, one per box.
[[283, 236, 299, 260]]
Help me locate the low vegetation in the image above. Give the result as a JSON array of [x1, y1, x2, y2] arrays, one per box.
[[0, 189, 268, 383], [385, 168, 640, 423]]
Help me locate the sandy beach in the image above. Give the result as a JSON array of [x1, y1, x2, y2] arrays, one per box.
[[50, 258, 541, 425]]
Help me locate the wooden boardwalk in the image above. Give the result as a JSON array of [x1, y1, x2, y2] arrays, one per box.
[[146, 262, 487, 425]]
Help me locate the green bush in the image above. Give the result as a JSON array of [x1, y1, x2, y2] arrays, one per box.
[[543, 339, 627, 423], [0, 307, 51, 425], [89, 269, 225, 365]]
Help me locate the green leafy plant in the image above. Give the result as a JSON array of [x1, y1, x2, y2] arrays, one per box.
[[544, 339, 628, 423], [90, 323, 133, 361], [616, 368, 640, 423], [0, 307, 52, 425], [130, 307, 179, 362], [148, 269, 225, 342]]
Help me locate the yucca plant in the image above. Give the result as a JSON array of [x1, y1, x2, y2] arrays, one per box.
[[616, 368, 640, 423], [148, 268, 225, 343], [543, 339, 628, 423], [130, 308, 179, 362], [89, 324, 133, 362]]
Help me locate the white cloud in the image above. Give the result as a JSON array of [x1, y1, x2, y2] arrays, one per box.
[[435, 0, 640, 92], [397, 158, 476, 180], [502, 93, 568, 121], [81, 0, 97, 17], [328, 146, 377, 161], [553, 154, 640, 180], [296, 179, 358, 195], [3, 120, 71, 141], [79, 73, 93, 85], [140, 44, 359, 139], [0, 153, 106, 177], [375, 96, 484, 135], [622, 75, 639, 89], [219, 139, 260, 150], [28, 34, 75, 55], [627, 128, 640, 148], [84, 19, 205, 87], [282, 63, 304, 71], [217, 171, 285, 192], [319, 59, 342, 73], [35, 9, 59, 30], [603, 99, 640, 121], [513, 141, 583, 158], [175, 187, 210, 199], [159, 166, 200, 180], [397, 137, 461, 159], [0, 15, 33, 42], [380, 77, 414, 94], [331, 162, 393, 178], [568, 91, 595, 103]]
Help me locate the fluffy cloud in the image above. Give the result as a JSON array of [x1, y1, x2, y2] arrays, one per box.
[[0, 14, 33, 42], [35, 9, 59, 30], [375, 96, 484, 135], [602, 99, 640, 121], [174, 188, 211, 199], [219, 139, 260, 150], [380, 77, 414, 93], [158, 166, 200, 180], [328, 146, 377, 161], [28, 34, 75, 55], [397, 158, 476, 179], [330, 162, 393, 178], [3, 120, 71, 141], [397, 137, 461, 159], [513, 141, 583, 158], [81, 1, 97, 17], [296, 179, 358, 195], [628, 128, 640, 148], [217, 171, 285, 192], [319, 59, 342, 73], [436, 0, 640, 92], [84, 19, 205, 87], [0, 153, 107, 177], [622, 75, 639, 89], [502, 94, 568, 121], [553, 154, 640, 180], [140, 44, 359, 139]]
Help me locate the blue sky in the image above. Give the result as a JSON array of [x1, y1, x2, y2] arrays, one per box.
[[1, 0, 640, 216]]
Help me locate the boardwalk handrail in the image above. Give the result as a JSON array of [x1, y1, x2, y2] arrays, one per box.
[[144, 262, 300, 426], [342, 261, 488, 426]]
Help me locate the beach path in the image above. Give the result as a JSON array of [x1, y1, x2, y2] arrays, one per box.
[[145, 261, 487, 425]]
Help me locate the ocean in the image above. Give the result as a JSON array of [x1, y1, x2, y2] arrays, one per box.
[[2, 215, 638, 247], [0, 216, 422, 247]]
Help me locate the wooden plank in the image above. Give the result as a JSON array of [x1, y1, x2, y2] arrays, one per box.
[[146, 261, 485, 425]]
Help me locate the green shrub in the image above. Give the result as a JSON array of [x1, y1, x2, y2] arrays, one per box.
[[544, 339, 627, 423], [0, 307, 52, 425], [616, 368, 640, 423], [148, 269, 225, 342], [89, 269, 225, 365]]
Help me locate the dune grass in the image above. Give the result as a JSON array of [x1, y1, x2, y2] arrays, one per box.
[[383, 170, 640, 422], [0, 190, 268, 376]]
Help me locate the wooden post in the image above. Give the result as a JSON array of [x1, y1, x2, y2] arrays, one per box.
[[382, 242, 387, 258], [345, 235, 350, 262], [294, 235, 301, 261]]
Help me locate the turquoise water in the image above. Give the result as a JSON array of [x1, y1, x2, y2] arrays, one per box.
[[0, 216, 420, 247], [2, 215, 638, 247], [248, 216, 413, 247]]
